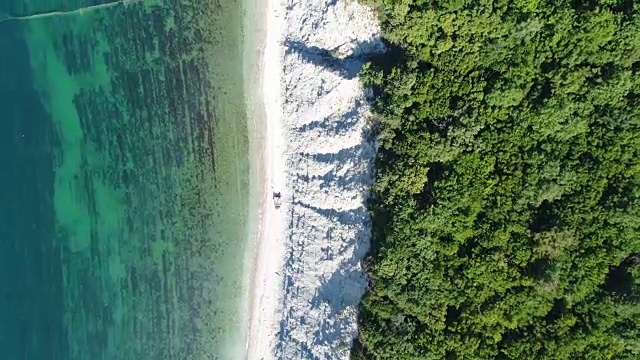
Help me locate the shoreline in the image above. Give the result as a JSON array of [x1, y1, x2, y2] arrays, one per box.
[[244, 0, 285, 357], [244, 0, 381, 359]]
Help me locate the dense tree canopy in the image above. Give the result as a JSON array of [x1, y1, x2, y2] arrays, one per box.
[[354, 0, 640, 359]]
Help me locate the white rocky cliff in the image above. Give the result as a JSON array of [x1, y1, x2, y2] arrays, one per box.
[[248, 0, 382, 359]]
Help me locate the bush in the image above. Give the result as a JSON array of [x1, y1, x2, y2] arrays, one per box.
[[356, 1, 640, 359]]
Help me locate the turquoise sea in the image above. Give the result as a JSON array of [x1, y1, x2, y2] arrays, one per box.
[[0, 0, 251, 358]]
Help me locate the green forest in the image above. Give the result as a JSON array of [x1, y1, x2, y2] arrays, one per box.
[[354, 0, 640, 359]]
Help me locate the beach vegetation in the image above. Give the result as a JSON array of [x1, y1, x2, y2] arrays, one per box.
[[355, 0, 640, 359]]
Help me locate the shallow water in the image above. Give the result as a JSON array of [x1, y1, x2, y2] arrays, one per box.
[[0, 0, 250, 358]]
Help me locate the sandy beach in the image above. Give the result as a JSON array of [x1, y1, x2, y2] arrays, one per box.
[[246, 0, 382, 358], [245, 0, 285, 356]]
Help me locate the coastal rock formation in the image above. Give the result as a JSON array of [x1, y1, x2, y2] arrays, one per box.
[[274, 0, 382, 358]]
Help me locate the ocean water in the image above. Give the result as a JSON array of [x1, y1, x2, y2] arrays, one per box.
[[0, 0, 251, 359]]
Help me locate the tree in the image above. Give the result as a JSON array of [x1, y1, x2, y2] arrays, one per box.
[[355, 1, 640, 359]]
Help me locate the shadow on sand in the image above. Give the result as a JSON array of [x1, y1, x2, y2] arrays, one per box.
[[284, 38, 383, 80]]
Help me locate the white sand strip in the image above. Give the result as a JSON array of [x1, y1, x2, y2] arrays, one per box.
[[247, 0, 382, 359], [246, 0, 286, 357]]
